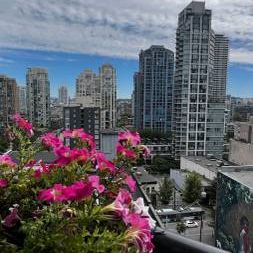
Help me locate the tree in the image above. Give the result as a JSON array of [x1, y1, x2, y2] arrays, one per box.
[[176, 221, 187, 234], [183, 171, 202, 203], [159, 177, 173, 204]]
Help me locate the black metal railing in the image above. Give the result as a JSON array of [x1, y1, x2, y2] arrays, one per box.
[[152, 228, 228, 253]]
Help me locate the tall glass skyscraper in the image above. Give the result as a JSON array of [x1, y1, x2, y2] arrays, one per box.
[[173, 2, 229, 158], [134, 45, 174, 133]]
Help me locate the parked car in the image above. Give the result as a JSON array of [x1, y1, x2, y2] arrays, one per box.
[[184, 220, 199, 228]]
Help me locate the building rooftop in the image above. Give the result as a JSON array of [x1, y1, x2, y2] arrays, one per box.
[[181, 156, 232, 173], [220, 166, 253, 190], [9, 151, 56, 164], [134, 167, 158, 184]]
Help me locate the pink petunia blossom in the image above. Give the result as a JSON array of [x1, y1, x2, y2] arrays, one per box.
[[0, 179, 8, 188], [38, 181, 94, 202], [115, 188, 132, 205], [2, 208, 20, 228], [64, 181, 93, 201], [38, 184, 67, 202], [13, 113, 34, 137], [117, 144, 136, 158], [92, 151, 116, 173], [118, 131, 141, 146], [124, 175, 136, 193], [63, 129, 95, 150], [124, 212, 154, 253], [54, 147, 89, 166], [0, 154, 16, 168], [41, 132, 64, 149], [139, 145, 151, 157], [88, 175, 105, 193]]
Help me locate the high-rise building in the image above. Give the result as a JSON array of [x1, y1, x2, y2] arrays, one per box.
[[75, 65, 116, 130], [134, 45, 174, 133], [58, 85, 68, 105], [0, 75, 19, 129], [18, 86, 27, 115], [212, 34, 229, 103], [26, 68, 50, 128], [100, 64, 117, 129], [173, 2, 229, 158], [116, 99, 133, 128], [76, 69, 100, 107], [63, 105, 100, 149]]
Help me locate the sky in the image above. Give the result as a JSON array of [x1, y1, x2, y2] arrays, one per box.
[[0, 0, 253, 98]]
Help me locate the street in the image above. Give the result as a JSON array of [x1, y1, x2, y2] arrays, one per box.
[[164, 219, 215, 246]]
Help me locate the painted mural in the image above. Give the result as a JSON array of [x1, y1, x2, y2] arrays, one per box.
[[216, 172, 253, 253]]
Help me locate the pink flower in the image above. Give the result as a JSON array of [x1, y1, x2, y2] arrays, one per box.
[[118, 131, 141, 146], [115, 189, 132, 205], [2, 208, 20, 228], [124, 213, 154, 253], [0, 154, 16, 168], [38, 184, 67, 202], [117, 144, 136, 158], [124, 175, 136, 193], [92, 151, 116, 173], [38, 181, 94, 202], [139, 145, 151, 157], [32, 162, 53, 178], [88, 175, 105, 193], [41, 132, 63, 149], [13, 113, 34, 137], [0, 179, 8, 188], [64, 181, 93, 201], [63, 129, 95, 150], [54, 147, 89, 166]]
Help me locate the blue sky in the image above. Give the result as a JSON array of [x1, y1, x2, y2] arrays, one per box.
[[1, 0, 253, 98], [0, 48, 138, 98]]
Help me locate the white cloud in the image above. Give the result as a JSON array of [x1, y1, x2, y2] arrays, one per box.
[[0, 0, 253, 64]]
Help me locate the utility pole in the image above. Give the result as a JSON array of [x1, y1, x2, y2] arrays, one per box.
[[173, 187, 176, 209], [199, 213, 203, 242]]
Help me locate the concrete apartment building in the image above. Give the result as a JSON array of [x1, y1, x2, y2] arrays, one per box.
[[58, 85, 68, 105], [229, 120, 253, 165], [26, 68, 50, 128], [76, 65, 116, 130], [173, 2, 229, 158], [134, 45, 174, 133], [100, 64, 117, 129], [18, 86, 27, 115], [76, 69, 101, 107], [116, 98, 133, 127], [0, 75, 19, 129]]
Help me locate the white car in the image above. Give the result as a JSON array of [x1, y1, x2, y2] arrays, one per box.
[[184, 220, 199, 228]]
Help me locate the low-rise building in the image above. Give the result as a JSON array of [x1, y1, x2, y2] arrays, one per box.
[[216, 166, 253, 252], [100, 129, 119, 161], [134, 167, 159, 195], [229, 120, 253, 165], [180, 156, 226, 181]]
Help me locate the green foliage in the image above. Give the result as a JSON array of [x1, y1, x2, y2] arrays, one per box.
[[137, 129, 172, 142], [183, 172, 202, 203], [0, 121, 154, 252], [176, 221, 186, 234], [149, 155, 179, 174], [0, 137, 9, 153], [159, 177, 173, 204]]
